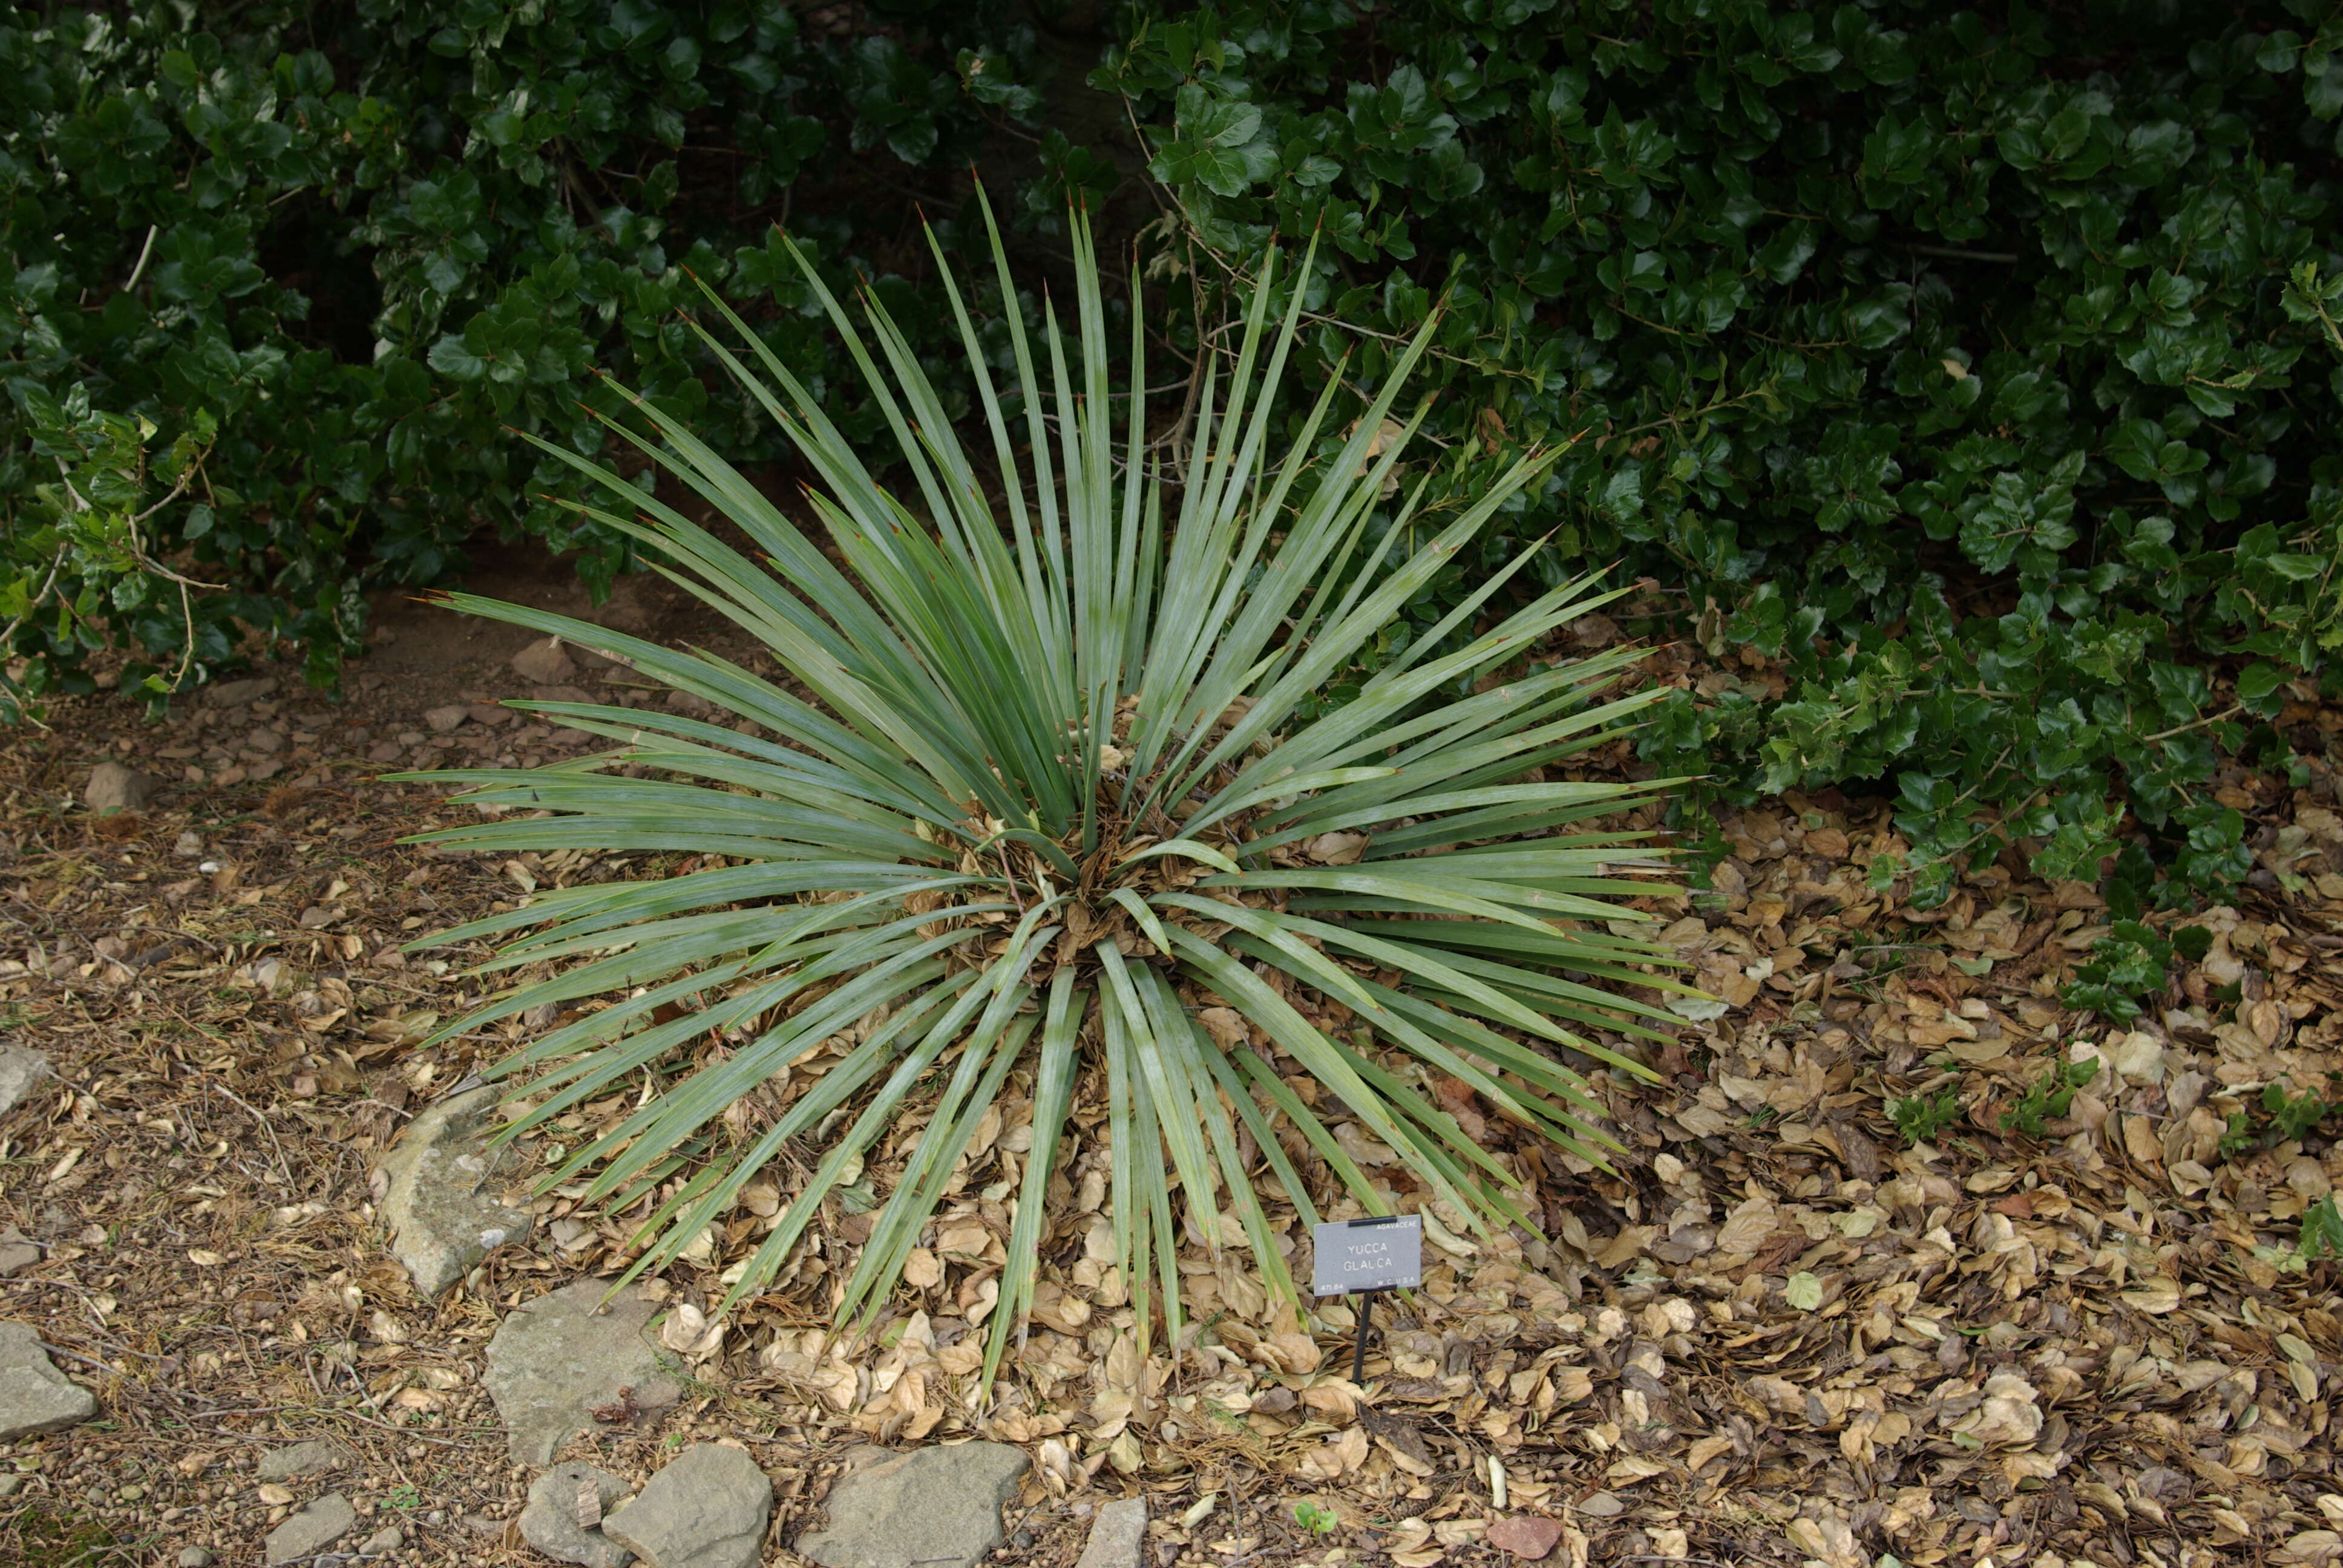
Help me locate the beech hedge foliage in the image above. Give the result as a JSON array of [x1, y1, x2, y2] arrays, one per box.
[[8, 0, 2343, 906]]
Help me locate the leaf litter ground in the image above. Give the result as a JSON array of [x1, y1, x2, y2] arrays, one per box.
[[1, 610, 2340, 1568]]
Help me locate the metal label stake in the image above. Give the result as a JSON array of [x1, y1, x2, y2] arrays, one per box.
[[1309, 1213, 1423, 1384]]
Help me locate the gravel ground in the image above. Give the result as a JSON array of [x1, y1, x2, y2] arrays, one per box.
[[2, 567, 2340, 1568]]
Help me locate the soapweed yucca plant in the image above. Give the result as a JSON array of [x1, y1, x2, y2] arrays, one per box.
[[404, 201, 1683, 1380]]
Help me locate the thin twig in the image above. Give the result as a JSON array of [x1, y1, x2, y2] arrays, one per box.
[[172, 576, 198, 690], [39, 1341, 124, 1377], [2143, 703, 2244, 745], [210, 1079, 297, 1188], [126, 462, 227, 584], [1903, 243, 2019, 264], [0, 549, 70, 710], [123, 224, 160, 293]]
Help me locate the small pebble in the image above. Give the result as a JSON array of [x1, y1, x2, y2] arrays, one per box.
[[360, 1524, 404, 1555], [179, 1550, 214, 1568]]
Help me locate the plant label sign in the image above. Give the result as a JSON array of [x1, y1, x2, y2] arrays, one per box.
[[1311, 1214, 1422, 1295]]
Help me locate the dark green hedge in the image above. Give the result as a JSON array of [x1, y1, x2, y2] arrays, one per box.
[[1, 0, 1073, 688], [8, 0, 2343, 907], [1106, 0, 2343, 906]]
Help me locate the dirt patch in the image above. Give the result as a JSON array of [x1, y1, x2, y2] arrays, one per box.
[[358, 536, 747, 706], [1, 589, 2340, 1568]]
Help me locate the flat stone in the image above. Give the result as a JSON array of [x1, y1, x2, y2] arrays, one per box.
[[359, 1524, 404, 1555], [521, 1461, 636, 1568], [483, 1279, 680, 1465], [0, 1044, 51, 1117], [1074, 1497, 1147, 1568], [178, 1548, 214, 1567], [0, 1228, 37, 1278], [1486, 1515, 1564, 1561], [374, 1085, 534, 1297], [603, 1443, 768, 1568], [424, 704, 471, 733], [794, 1443, 1028, 1568], [208, 677, 278, 706], [0, 1321, 96, 1439], [512, 638, 577, 685], [84, 762, 162, 814], [257, 1438, 350, 1482], [266, 1492, 356, 1564]]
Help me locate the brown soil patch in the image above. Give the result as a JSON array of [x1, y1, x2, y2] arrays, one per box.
[[1, 589, 2338, 1568]]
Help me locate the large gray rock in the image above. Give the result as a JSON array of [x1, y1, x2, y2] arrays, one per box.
[[265, 1492, 356, 1564], [0, 1227, 38, 1278], [257, 1438, 350, 1482], [1075, 1498, 1148, 1568], [208, 676, 278, 707], [0, 1044, 52, 1117], [375, 1085, 534, 1297], [795, 1444, 1029, 1568], [84, 761, 162, 814], [602, 1444, 768, 1568], [520, 1461, 637, 1568], [0, 1321, 96, 1439], [483, 1279, 680, 1465], [511, 637, 577, 685]]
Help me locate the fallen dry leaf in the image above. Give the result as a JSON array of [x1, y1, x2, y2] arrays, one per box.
[[656, 1301, 725, 1357]]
